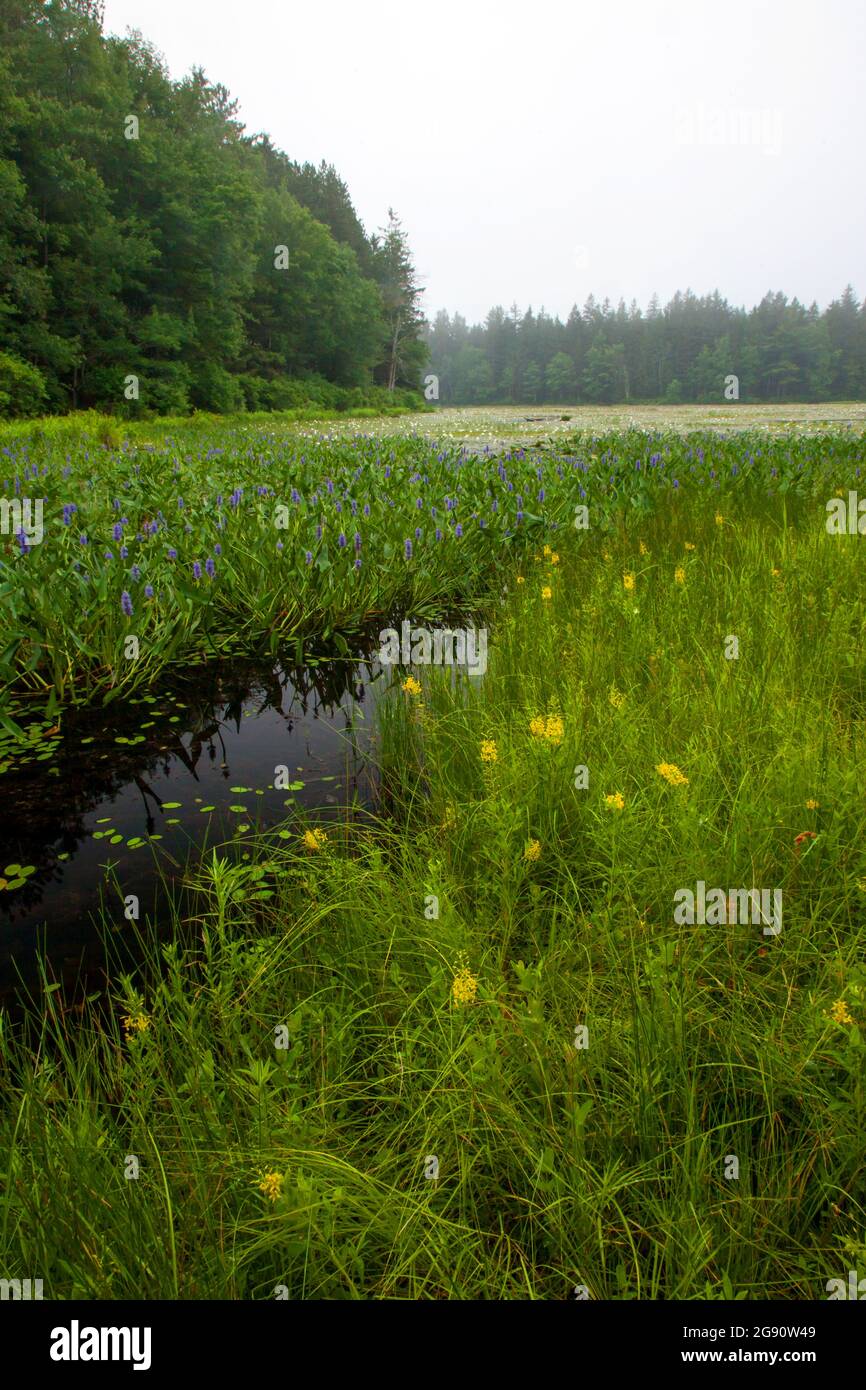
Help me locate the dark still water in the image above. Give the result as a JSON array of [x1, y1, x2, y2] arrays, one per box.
[[0, 656, 385, 998]]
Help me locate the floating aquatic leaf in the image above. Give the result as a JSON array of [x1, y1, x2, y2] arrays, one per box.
[[162, 802, 182, 809]]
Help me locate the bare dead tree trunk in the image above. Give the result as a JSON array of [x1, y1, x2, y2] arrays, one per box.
[[387, 320, 400, 392]]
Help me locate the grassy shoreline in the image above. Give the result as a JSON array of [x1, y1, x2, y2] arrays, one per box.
[[1, 476, 865, 1298]]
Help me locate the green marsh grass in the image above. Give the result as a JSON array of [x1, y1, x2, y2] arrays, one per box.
[[1, 466, 865, 1299]]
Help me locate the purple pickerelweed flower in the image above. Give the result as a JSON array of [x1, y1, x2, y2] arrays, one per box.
[[435, 527, 442, 541], [316, 524, 323, 541], [16, 530, 28, 555], [291, 489, 301, 504], [144, 584, 154, 599], [214, 543, 222, 555], [415, 526, 422, 540], [113, 522, 123, 542], [455, 523, 463, 538], [120, 546, 128, 559], [415, 497, 423, 509], [177, 497, 184, 509], [131, 565, 141, 581], [673, 479, 679, 489], [168, 548, 177, 560], [354, 558, 361, 571], [538, 489, 545, 502], [121, 590, 133, 616], [104, 551, 114, 561], [404, 538, 413, 559], [516, 511, 524, 524], [80, 533, 88, 545], [363, 503, 371, 517], [205, 557, 215, 578], [192, 561, 202, 580], [338, 532, 347, 548], [276, 540, 283, 552], [354, 532, 362, 552], [305, 550, 313, 565]]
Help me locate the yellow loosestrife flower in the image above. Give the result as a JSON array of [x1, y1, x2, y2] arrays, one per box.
[[656, 762, 688, 787], [302, 828, 328, 851], [828, 999, 854, 1026], [452, 967, 478, 1007], [402, 675, 422, 695], [122, 1012, 150, 1039], [480, 739, 498, 763], [259, 1171, 285, 1202], [605, 792, 625, 811], [544, 713, 564, 744], [524, 839, 541, 862]]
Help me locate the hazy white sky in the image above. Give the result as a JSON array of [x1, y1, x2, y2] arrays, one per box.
[[102, 0, 866, 324]]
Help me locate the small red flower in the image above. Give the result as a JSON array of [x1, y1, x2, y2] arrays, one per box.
[[793, 830, 817, 853]]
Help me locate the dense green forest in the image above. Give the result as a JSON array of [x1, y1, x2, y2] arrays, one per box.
[[0, 0, 427, 417], [427, 287, 866, 405], [2, 3, 864, 421]]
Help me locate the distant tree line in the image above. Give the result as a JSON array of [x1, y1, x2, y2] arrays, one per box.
[[426, 288, 866, 405], [0, 0, 426, 417]]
